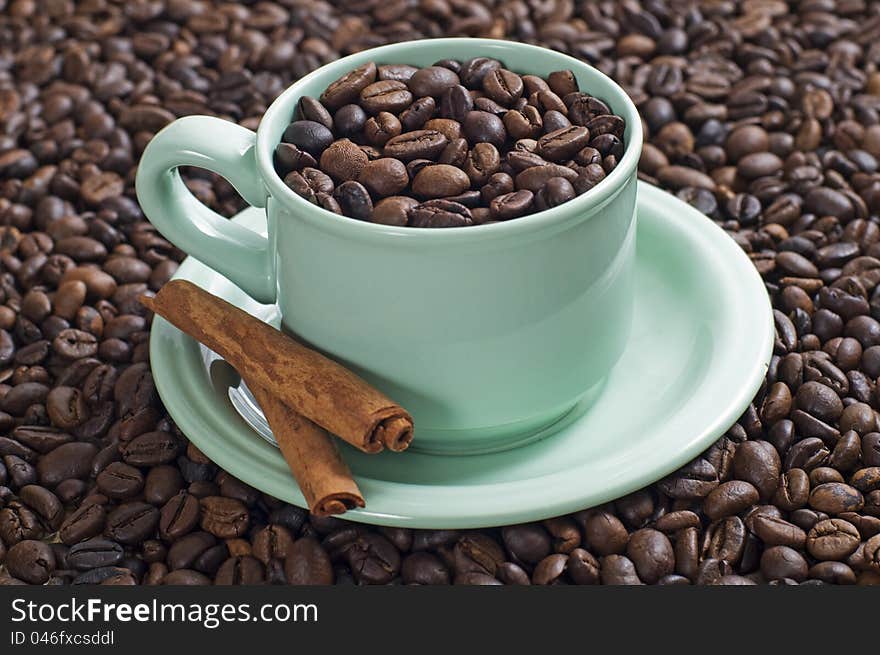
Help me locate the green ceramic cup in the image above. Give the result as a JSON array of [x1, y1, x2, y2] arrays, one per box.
[[135, 38, 643, 455]]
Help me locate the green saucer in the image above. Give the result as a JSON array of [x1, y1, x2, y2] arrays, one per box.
[[149, 182, 773, 529]]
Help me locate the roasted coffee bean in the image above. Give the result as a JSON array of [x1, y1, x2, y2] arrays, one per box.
[[502, 523, 552, 564], [503, 106, 543, 140], [138, 468, 180, 510], [439, 85, 473, 123], [830, 431, 862, 472], [0, 501, 42, 545], [18, 484, 61, 529], [840, 404, 876, 435], [576, 510, 628, 556], [515, 164, 578, 192], [705, 516, 747, 564], [531, 553, 567, 585], [68, 538, 123, 571], [398, 97, 434, 132], [671, 526, 698, 581], [863, 534, 880, 571], [508, 150, 551, 172], [481, 172, 515, 204], [796, 381, 844, 422], [653, 510, 700, 534], [752, 515, 806, 548], [333, 104, 367, 138], [863, 434, 880, 467], [412, 165, 470, 199], [274, 143, 316, 175], [251, 525, 295, 566], [785, 437, 830, 471], [811, 467, 844, 486], [4, 456, 36, 489], [761, 545, 808, 582], [45, 386, 88, 430], [774, 468, 811, 511], [1, 382, 49, 415], [490, 190, 534, 220], [342, 533, 400, 585], [60, 503, 106, 546], [462, 110, 507, 148], [732, 440, 781, 500], [537, 126, 592, 162], [321, 63, 377, 110], [437, 139, 468, 169], [281, 121, 334, 158], [807, 518, 861, 561], [402, 552, 450, 585], [809, 483, 864, 515], [482, 69, 524, 106], [6, 540, 55, 584], [408, 66, 460, 98], [565, 548, 599, 585], [167, 532, 216, 571], [298, 97, 333, 130], [704, 481, 760, 520], [423, 118, 462, 143], [463, 143, 501, 186], [37, 442, 97, 486], [364, 112, 402, 148], [214, 555, 265, 585], [535, 177, 576, 211], [285, 537, 333, 585], [615, 490, 654, 529], [547, 70, 579, 97], [626, 529, 674, 584], [383, 130, 448, 162], [120, 431, 178, 467], [600, 555, 642, 585], [370, 197, 417, 227], [0, 437, 37, 462], [808, 561, 856, 585], [408, 200, 472, 228], [333, 181, 373, 221], [105, 502, 159, 545], [658, 458, 719, 499], [460, 58, 502, 89], [200, 496, 249, 539], [285, 168, 334, 203], [318, 139, 368, 183], [360, 80, 413, 115], [159, 492, 200, 541], [453, 533, 505, 577], [378, 64, 418, 83]]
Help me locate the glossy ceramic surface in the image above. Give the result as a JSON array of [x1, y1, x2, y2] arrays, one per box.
[[149, 183, 774, 529], [136, 38, 643, 454]]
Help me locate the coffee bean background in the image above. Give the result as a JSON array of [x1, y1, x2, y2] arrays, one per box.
[[2, 1, 880, 585]]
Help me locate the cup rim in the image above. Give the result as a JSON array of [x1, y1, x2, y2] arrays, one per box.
[[256, 38, 643, 243]]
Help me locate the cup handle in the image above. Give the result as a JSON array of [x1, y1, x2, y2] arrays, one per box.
[[135, 115, 276, 303]]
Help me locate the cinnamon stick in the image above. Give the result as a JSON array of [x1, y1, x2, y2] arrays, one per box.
[[247, 381, 364, 516], [140, 280, 413, 453]]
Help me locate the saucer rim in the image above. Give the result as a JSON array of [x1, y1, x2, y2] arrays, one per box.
[[150, 182, 774, 528]]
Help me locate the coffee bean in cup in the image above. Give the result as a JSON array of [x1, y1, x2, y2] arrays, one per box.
[[274, 60, 626, 227]]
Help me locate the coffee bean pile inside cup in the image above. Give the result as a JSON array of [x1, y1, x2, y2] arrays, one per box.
[[4, 2, 880, 587], [274, 61, 625, 227]]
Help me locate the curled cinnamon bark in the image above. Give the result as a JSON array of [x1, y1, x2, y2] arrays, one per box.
[[248, 381, 364, 516], [140, 280, 414, 453]]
